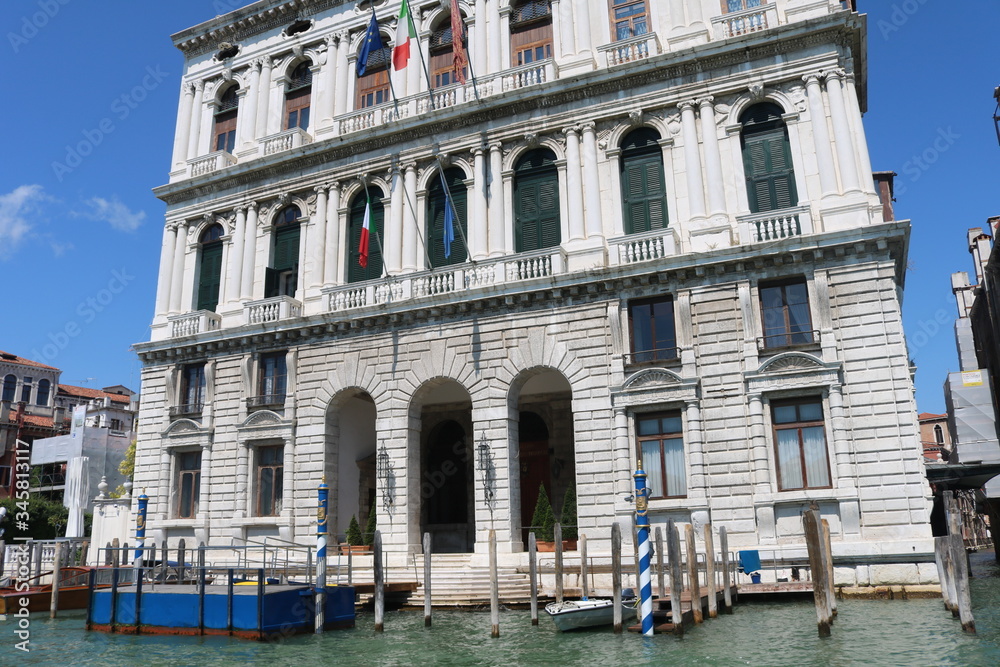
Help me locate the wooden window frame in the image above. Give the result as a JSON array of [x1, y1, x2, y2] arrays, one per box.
[[181, 363, 206, 409], [758, 277, 815, 349], [176, 450, 202, 520], [721, 0, 766, 12], [608, 0, 650, 41], [636, 411, 686, 499], [627, 296, 678, 365], [770, 397, 832, 491], [257, 352, 287, 403], [255, 445, 284, 517]]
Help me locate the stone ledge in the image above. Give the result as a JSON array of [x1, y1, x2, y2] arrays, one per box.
[[837, 584, 941, 599]]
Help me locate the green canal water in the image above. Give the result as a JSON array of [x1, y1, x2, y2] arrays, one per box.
[[6, 552, 1000, 666]]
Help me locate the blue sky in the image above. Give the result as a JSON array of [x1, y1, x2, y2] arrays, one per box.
[[0, 1, 996, 412]]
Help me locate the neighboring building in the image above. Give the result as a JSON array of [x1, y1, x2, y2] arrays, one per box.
[[918, 413, 951, 462], [132, 1, 935, 584]]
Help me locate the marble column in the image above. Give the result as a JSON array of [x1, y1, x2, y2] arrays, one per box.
[[803, 73, 839, 198], [580, 123, 603, 239], [488, 142, 505, 256], [241, 61, 261, 149], [844, 72, 875, 194], [255, 58, 273, 140], [186, 83, 204, 161], [563, 126, 586, 241], [474, 0, 488, 75], [678, 100, 707, 220], [575, 0, 592, 54], [155, 224, 177, 316], [309, 185, 328, 288], [171, 83, 196, 169], [227, 206, 247, 303], [827, 384, 855, 488], [402, 164, 418, 271], [388, 167, 404, 273], [824, 69, 862, 194], [334, 32, 350, 117], [699, 97, 727, 217], [169, 222, 188, 314], [685, 401, 706, 497], [748, 393, 770, 493], [613, 407, 630, 496], [471, 149, 488, 259], [555, 0, 574, 57], [488, 0, 502, 73], [198, 95, 215, 157], [321, 35, 338, 125], [241, 203, 258, 300], [324, 182, 342, 285]]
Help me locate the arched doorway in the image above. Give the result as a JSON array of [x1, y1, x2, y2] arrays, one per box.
[[326, 390, 378, 542], [413, 379, 475, 553], [519, 411, 550, 545]]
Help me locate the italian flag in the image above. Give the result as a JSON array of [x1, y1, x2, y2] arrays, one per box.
[[392, 0, 415, 70], [358, 198, 371, 268]]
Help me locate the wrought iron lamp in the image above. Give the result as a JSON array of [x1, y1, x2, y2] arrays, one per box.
[[477, 433, 496, 507], [377, 444, 395, 512]]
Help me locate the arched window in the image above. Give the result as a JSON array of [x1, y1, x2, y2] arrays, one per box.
[[934, 424, 944, 445], [265, 206, 301, 298], [510, 0, 552, 66], [429, 16, 467, 88], [356, 40, 392, 109], [620, 127, 667, 234], [2, 375, 16, 402], [197, 224, 225, 312], [36, 379, 51, 407], [214, 85, 240, 154], [285, 61, 312, 130], [427, 168, 468, 268], [514, 148, 560, 253], [740, 103, 797, 213], [347, 189, 385, 283]]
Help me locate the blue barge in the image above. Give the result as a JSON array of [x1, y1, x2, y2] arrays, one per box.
[[87, 569, 355, 640]]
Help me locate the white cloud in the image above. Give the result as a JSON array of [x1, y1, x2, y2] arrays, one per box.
[[0, 185, 45, 258], [83, 196, 146, 232]]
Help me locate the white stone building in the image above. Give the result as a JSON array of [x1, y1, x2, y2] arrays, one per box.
[[133, 0, 935, 584]]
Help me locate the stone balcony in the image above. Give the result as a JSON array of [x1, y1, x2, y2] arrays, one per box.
[[244, 295, 303, 326], [737, 206, 813, 245], [711, 4, 781, 40], [187, 150, 236, 178], [260, 127, 313, 156], [168, 310, 222, 338], [597, 32, 662, 68]]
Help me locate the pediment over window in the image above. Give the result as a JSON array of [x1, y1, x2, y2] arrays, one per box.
[[241, 410, 284, 428], [163, 418, 203, 437], [623, 367, 684, 389], [757, 352, 825, 374]]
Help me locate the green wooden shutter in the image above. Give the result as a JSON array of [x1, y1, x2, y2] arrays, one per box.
[[427, 169, 468, 269], [197, 242, 223, 312], [743, 129, 797, 213], [621, 152, 668, 234], [347, 195, 385, 283], [273, 224, 300, 272], [515, 170, 560, 252]]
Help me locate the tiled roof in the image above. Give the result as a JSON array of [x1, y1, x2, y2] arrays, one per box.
[[0, 350, 58, 371], [918, 412, 947, 421], [58, 384, 132, 404]]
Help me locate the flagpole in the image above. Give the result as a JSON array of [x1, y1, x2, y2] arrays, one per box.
[[435, 156, 473, 264], [408, 4, 437, 111], [397, 172, 436, 271], [459, 17, 480, 102], [376, 6, 404, 120]]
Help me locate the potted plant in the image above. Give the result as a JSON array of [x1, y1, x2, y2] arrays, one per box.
[[341, 515, 367, 554], [531, 485, 557, 551], [560, 486, 578, 551]]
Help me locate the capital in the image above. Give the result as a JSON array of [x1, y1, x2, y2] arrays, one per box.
[[489, 141, 503, 152], [697, 96, 715, 109], [677, 99, 698, 112], [802, 72, 822, 86], [823, 68, 845, 82], [579, 121, 596, 134], [314, 183, 329, 195], [246, 200, 259, 212]]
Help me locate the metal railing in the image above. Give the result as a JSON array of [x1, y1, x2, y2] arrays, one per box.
[[757, 329, 820, 351], [246, 394, 286, 409], [623, 347, 681, 367]]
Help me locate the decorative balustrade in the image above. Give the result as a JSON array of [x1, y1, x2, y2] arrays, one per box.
[[413, 270, 456, 298], [261, 127, 313, 156], [737, 206, 813, 244], [501, 61, 553, 92], [598, 33, 661, 67], [187, 150, 235, 178], [712, 4, 779, 39], [609, 227, 680, 265], [168, 310, 222, 338], [244, 295, 303, 325]]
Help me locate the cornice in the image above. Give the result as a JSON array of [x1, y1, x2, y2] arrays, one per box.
[[134, 221, 909, 366]]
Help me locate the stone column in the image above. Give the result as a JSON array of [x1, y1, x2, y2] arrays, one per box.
[[580, 123, 603, 239], [324, 182, 342, 285], [827, 384, 855, 489], [554, 0, 574, 57], [488, 0, 502, 73], [241, 203, 258, 300], [574, 0, 592, 54], [321, 35, 338, 125], [699, 97, 727, 217], [402, 164, 418, 271], [227, 206, 247, 304], [169, 222, 188, 314], [824, 69, 862, 194], [748, 393, 770, 493], [241, 61, 261, 150], [685, 401, 706, 498], [844, 72, 875, 194], [155, 224, 177, 316], [488, 142, 505, 256], [474, 0, 488, 75], [256, 58, 273, 139], [186, 82, 204, 161], [308, 185, 328, 288], [334, 32, 350, 117], [198, 94, 216, 157], [803, 73, 839, 198], [235, 88, 253, 148], [171, 83, 196, 169], [472, 148, 489, 259], [678, 100, 707, 220], [613, 407, 630, 496], [563, 126, 586, 241], [388, 166, 404, 274]]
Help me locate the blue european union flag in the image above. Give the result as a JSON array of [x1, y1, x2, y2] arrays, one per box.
[[443, 191, 454, 259], [356, 11, 383, 77]]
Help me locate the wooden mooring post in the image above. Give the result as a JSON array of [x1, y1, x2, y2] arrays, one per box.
[[489, 529, 500, 638], [579, 533, 589, 600], [667, 520, 684, 635], [423, 532, 432, 627], [528, 533, 539, 626], [935, 535, 958, 613], [111, 538, 120, 568], [50, 542, 63, 619], [611, 522, 622, 634], [945, 491, 976, 633], [719, 526, 733, 613], [374, 530, 385, 633], [821, 519, 837, 616], [177, 539, 187, 582], [655, 527, 665, 599], [704, 524, 717, 619], [684, 524, 702, 624], [803, 509, 833, 636], [554, 523, 564, 604]]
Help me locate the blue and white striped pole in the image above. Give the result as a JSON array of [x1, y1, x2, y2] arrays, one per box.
[[634, 461, 654, 636], [134, 491, 148, 563], [315, 477, 329, 633]]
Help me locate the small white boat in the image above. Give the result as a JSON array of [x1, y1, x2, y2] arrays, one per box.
[[544, 592, 636, 632]]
